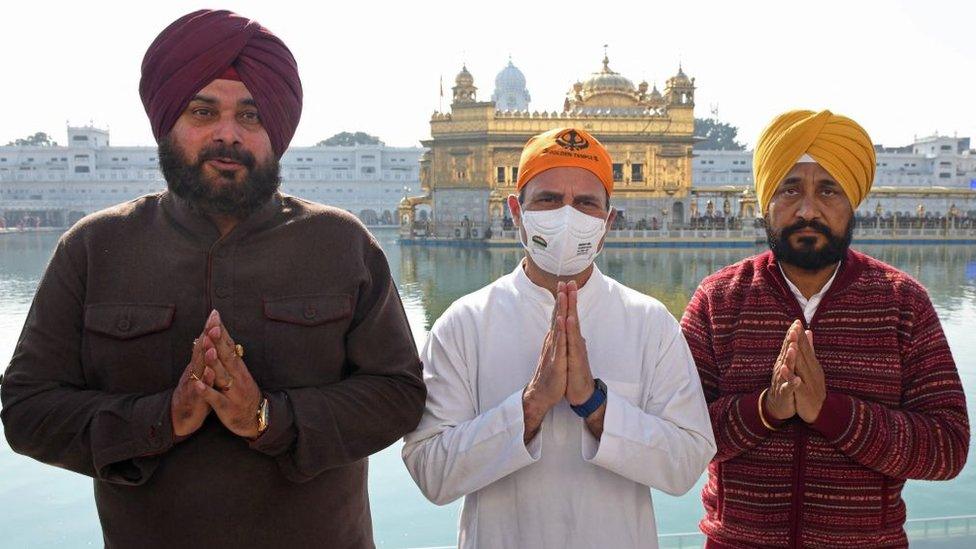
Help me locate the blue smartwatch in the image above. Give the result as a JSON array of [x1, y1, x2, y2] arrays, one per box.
[[571, 378, 607, 418]]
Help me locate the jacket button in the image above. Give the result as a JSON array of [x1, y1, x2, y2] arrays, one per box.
[[303, 306, 317, 320], [116, 318, 131, 332], [148, 436, 163, 450]]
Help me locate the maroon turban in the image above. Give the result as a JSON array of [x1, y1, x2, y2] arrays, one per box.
[[140, 9, 303, 158]]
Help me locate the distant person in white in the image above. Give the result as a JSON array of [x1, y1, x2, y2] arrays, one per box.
[[402, 127, 716, 549]]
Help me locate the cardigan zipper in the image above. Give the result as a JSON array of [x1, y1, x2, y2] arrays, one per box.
[[768, 265, 822, 549]]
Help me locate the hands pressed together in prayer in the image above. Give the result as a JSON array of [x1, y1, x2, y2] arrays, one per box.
[[522, 281, 605, 444], [763, 319, 827, 425], [171, 310, 265, 440]]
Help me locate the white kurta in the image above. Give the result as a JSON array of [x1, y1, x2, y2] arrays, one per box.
[[402, 263, 716, 549]]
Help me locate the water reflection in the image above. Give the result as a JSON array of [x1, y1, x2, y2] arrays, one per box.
[[857, 244, 976, 315], [10, 231, 973, 328], [0, 233, 58, 310], [391, 234, 976, 329]]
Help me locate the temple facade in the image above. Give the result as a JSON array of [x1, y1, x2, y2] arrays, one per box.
[[400, 53, 706, 238]]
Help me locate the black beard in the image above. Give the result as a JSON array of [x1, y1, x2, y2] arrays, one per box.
[[765, 216, 855, 271], [158, 136, 280, 218]]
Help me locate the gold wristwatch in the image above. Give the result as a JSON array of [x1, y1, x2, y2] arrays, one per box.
[[256, 396, 270, 436]]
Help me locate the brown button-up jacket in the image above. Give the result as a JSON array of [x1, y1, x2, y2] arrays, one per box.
[[1, 192, 426, 548]]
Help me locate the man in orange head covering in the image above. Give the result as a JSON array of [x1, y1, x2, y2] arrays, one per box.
[[404, 127, 715, 548], [511, 127, 615, 276], [1, 10, 426, 548], [681, 109, 968, 548]]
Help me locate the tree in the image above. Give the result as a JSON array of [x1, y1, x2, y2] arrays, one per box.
[[6, 132, 58, 147], [694, 118, 744, 151], [316, 131, 383, 147]]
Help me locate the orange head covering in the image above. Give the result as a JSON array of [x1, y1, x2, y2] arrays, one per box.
[[516, 128, 613, 195]]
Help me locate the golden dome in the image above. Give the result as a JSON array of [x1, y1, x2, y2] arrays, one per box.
[[579, 54, 636, 96], [649, 83, 663, 100], [671, 64, 692, 84], [455, 65, 474, 87]]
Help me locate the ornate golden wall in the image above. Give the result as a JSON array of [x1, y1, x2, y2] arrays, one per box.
[[401, 57, 700, 236]]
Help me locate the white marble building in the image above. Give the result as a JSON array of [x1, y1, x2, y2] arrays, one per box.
[[0, 126, 423, 227], [693, 135, 976, 191], [688, 135, 976, 222]]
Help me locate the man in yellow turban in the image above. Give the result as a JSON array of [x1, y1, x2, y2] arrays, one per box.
[[753, 109, 875, 274], [681, 109, 968, 547]]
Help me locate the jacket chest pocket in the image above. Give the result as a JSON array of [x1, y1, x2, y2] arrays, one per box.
[[82, 303, 176, 392], [262, 293, 353, 388]]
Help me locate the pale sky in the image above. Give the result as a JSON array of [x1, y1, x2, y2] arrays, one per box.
[[3, 0, 974, 150]]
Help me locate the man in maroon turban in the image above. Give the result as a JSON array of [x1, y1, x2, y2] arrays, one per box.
[[1, 10, 426, 548], [141, 8, 303, 222]]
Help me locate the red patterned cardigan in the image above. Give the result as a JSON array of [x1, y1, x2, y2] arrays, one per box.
[[680, 249, 969, 548]]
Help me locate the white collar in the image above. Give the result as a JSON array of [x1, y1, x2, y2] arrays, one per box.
[[511, 260, 609, 317], [779, 262, 841, 304]]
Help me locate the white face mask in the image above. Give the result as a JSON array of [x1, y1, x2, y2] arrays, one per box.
[[519, 205, 610, 276]]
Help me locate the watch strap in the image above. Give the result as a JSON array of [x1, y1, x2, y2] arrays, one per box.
[[571, 378, 607, 418]]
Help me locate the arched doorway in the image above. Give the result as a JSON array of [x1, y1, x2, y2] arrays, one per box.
[[671, 202, 685, 226], [742, 204, 755, 220]]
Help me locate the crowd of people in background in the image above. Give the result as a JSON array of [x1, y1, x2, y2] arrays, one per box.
[[502, 210, 976, 233], [5, 209, 976, 235], [855, 210, 976, 229], [0, 214, 43, 231]]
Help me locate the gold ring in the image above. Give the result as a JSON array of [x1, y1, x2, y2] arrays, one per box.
[[235, 344, 244, 358], [218, 377, 234, 392], [189, 371, 201, 382], [192, 338, 199, 347]]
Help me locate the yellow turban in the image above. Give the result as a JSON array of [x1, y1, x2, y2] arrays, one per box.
[[753, 109, 876, 214]]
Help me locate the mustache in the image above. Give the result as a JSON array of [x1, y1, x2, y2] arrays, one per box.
[[197, 144, 256, 169], [780, 219, 833, 239]]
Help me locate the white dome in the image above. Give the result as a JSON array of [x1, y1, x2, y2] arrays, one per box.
[[491, 59, 531, 112], [495, 60, 526, 90]]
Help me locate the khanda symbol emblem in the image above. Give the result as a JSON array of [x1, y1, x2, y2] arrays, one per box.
[[555, 129, 590, 151]]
